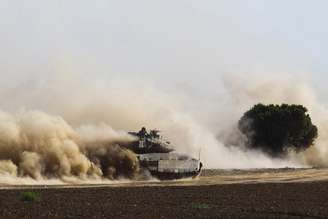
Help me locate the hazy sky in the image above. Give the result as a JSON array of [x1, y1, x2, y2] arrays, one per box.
[[1, 1, 328, 100]]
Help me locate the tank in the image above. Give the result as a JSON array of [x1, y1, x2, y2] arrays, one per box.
[[128, 127, 203, 180]]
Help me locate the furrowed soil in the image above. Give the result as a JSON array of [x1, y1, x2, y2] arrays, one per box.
[[1, 182, 328, 218]]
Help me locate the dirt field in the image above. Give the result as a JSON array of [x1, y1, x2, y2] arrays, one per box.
[[1, 181, 328, 218]]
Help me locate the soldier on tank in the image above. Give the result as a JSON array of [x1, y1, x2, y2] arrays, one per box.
[[138, 127, 148, 138]]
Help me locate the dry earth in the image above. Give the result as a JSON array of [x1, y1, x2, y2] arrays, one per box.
[[1, 169, 328, 218], [0, 183, 327, 218]]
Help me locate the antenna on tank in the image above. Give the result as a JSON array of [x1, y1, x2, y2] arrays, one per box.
[[198, 147, 202, 161]]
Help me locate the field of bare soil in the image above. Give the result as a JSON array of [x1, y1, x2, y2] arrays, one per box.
[[0, 181, 328, 218]]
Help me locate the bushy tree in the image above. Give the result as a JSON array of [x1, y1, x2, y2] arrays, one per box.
[[238, 103, 318, 156]]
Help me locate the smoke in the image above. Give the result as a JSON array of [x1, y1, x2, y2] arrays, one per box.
[[0, 71, 328, 184]]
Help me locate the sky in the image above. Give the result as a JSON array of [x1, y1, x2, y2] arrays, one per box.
[[1, 1, 328, 100]]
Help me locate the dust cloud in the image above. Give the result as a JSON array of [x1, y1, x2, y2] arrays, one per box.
[[0, 109, 139, 183], [0, 72, 327, 184]]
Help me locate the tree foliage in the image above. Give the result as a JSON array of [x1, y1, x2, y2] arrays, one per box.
[[238, 103, 318, 156]]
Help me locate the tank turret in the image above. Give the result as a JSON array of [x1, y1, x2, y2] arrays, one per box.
[[128, 127, 174, 154]]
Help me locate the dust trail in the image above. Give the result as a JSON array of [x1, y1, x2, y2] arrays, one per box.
[[0, 71, 328, 186], [0, 72, 303, 173], [0, 109, 139, 182]]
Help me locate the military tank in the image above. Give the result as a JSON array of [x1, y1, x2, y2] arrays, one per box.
[[128, 127, 203, 180]]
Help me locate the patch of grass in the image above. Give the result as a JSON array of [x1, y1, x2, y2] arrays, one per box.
[[21, 191, 40, 202], [191, 203, 215, 209]]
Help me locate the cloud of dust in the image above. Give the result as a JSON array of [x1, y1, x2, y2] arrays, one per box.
[[0, 109, 139, 182], [0, 71, 327, 185]]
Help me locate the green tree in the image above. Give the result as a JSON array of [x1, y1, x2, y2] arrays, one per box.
[[238, 103, 318, 156]]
